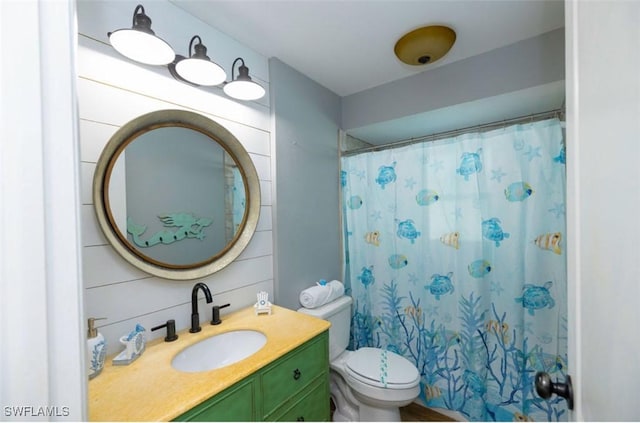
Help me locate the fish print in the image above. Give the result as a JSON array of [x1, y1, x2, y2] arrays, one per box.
[[357, 265, 375, 287], [425, 272, 454, 300], [347, 195, 363, 210], [415, 189, 439, 206], [534, 232, 562, 255], [396, 219, 421, 244], [404, 305, 423, 325], [537, 332, 554, 345], [422, 384, 442, 400], [468, 259, 492, 278], [527, 345, 566, 374], [515, 281, 555, 316], [553, 143, 566, 164], [388, 254, 408, 269], [375, 162, 397, 189], [432, 329, 461, 348], [485, 320, 510, 343], [504, 181, 534, 202], [463, 370, 486, 396], [340, 170, 347, 187], [440, 231, 460, 249], [456, 149, 483, 181], [513, 412, 534, 422], [364, 231, 380, 246], [482, 217, 510, 247]]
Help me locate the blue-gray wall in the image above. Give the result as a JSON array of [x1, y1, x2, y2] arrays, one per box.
[[342, 28, 565, 144], [270, 58, 342, 310]]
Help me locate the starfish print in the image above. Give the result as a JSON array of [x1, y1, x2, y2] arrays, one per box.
[[404, 177, 417, 190], [548, 202, 566, 218], [490, 281, 504, 296], [424, 303, 440, 318], [430, 159, 444, 172], [523, 145, 542, 161], [491, 168, 507, 182]]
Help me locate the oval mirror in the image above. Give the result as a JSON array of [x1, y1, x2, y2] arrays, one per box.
[[93, 109, 260, 280]]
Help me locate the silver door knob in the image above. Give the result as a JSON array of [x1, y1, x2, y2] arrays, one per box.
[[535, 372, 574, 410]]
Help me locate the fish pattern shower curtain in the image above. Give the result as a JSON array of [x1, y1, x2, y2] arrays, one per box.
[[341, 118, 567, 421]]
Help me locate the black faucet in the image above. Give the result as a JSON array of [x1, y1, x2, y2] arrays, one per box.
[[190, 282, 212, 333]]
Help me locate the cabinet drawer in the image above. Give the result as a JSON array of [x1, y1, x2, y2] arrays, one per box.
[[261, 332, 328, 415], [174, 376, 256, 422], [268, 377, 330, 422]]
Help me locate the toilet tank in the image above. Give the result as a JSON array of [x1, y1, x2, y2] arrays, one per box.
[[298, 295, 352, 361]]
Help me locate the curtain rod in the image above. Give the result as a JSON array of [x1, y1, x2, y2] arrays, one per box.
[[342, 108, 565, 157]]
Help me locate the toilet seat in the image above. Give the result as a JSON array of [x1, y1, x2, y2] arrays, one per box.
[[345, 347, 419, 389]]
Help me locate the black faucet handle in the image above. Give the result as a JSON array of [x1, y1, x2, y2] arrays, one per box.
[[211, 303, 231, 325], [151, 319, 178, 342]]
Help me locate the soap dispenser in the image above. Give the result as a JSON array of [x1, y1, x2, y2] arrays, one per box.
[[87, 317, 107, 380]]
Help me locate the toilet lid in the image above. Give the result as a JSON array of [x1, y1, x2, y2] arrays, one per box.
[[345, 347, 419, 388]]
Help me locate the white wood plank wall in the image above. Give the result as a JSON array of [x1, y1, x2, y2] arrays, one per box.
[[77, 1, 274, 355]]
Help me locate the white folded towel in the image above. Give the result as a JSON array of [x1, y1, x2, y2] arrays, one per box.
[[299, 280, 345, 309]]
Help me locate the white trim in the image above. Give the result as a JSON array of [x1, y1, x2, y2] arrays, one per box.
[[564, 0, 582, 419], [0, 0, 85, 419]]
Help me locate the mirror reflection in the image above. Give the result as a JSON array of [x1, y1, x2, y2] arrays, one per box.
[[94, 110, 260, 280], [109, 127, 246, 266]]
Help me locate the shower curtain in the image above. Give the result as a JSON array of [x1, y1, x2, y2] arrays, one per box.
[[341, 118, 567, 421]]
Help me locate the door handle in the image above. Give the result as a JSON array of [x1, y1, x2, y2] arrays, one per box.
[[535, 372, 574, 410]]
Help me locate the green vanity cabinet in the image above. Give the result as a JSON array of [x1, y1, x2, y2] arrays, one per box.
[[176, 376, 257, 422], [174, 331, 329, 422]]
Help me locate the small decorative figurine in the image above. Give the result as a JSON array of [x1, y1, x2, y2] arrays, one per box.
[[254, 291, 272, 315], [113, 324, 146, 365]]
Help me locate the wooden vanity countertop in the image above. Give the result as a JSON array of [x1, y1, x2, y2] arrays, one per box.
[[88, 305, 330, 421]]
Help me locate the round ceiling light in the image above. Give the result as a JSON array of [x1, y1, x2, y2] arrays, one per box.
[[394, 25, 456, 66]]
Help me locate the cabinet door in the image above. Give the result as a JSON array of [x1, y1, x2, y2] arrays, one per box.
[[174, 376, 256, 422], [267, 377, 330, 422], [261, 332, 328, 416]]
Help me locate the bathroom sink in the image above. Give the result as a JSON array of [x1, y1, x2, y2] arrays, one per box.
[[172, 330, 267, 372]]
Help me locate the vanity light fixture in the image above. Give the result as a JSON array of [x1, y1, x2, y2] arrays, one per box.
[[108, 4, 175, 66], [171, 36, 227, 86], [223, 58, 266, 101], [109, 4, 265, 101]]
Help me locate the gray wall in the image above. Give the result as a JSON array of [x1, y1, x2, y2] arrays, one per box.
[[270, 58, 342, 310], [342, 28, 565, 141]]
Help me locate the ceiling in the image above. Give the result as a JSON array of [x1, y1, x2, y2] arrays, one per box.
[[171, 0, 565, 97]]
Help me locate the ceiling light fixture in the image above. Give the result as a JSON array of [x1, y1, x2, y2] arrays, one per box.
[[394, 25, 456, 66], [223, 58, 266, 101], [170, 36, 227, 86], [108, 4, 175, 66]]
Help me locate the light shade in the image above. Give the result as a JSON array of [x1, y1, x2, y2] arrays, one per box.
[[394, 25, 456, 66], [223, 58, 265, 101], [174, 36, 226, 86], [108, 5, 175, 66]]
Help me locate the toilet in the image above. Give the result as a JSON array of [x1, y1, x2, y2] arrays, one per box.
[[298, 296, 420, 422]]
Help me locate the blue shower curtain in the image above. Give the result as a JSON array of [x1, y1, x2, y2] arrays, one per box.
[[341, 118, 567, 421]]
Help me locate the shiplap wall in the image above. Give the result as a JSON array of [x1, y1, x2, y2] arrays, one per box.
[[77, 1, 274, 355]]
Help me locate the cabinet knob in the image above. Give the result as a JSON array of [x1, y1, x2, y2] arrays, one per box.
[[296, 417, 304, 421], [293, 368, 301, 380]]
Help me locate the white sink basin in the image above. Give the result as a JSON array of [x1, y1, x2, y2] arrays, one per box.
[[172, 330, 267, 373]]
